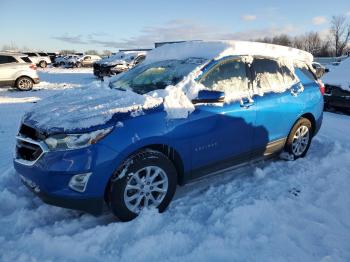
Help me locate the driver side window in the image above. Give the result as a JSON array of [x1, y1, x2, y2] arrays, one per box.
[[199, 59, 249, 100]]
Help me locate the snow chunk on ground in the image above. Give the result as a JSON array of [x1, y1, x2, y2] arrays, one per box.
[[322, 57, 350, 91]]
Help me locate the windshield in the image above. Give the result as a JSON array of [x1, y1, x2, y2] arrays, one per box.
[[110, 58, 207, 94]]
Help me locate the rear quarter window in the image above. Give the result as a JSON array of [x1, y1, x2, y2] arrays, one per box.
[[21, 57, 31, 63]]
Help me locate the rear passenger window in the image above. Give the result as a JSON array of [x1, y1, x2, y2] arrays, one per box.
[[199, 59, 249, 99], [252, 59, 296, 92], [0, 55, 17, 64]]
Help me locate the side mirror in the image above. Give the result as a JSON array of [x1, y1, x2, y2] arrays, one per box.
[[192, 90, 225, 104]]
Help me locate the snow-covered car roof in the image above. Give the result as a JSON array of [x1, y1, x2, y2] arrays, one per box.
[[322, 57, 350, 91], [144, 40, 313, 65]]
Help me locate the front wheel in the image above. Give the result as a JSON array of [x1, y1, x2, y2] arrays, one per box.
[[109, 150, 177, 221], [284, 118, 312, 159]]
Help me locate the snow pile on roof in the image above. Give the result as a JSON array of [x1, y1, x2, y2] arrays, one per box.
[[322, 57, 350, 91], [24, 83, 162, 131], [145, 40, 313, 65]]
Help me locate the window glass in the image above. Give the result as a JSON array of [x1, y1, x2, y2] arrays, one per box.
[[110, 58, 207, 94], [38, 52, 48, 56], [134, 55, 146, 65], [0, 55, 7, 64], [199, 59, 249, 100], [0, 55, 17, 64], [21, 57, 31, 63], [252, 58, 296, 92]]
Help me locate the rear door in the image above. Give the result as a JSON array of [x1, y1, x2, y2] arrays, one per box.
[[251, 58, 305, 153]]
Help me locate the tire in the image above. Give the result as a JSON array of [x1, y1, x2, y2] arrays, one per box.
[[16, 76, 33, 91], [109, 149, 177, 221], [284, 118, 312, 159], [39, 60, 47, 68], [76, 62, 82, 68], [59, 61, 65, 66]]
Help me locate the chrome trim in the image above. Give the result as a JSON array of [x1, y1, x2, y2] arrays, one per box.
[[14, 136, 48, 166]]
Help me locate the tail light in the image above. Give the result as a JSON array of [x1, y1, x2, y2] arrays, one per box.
[[29, 64, 37, 70], [317, 79, 325, 96]]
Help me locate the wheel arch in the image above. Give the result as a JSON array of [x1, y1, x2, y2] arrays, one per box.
[[103, 143, 186, 206], [300, 112, 316, 135]]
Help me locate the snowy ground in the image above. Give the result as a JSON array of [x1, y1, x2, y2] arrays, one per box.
[[0, 68, 349, 261]]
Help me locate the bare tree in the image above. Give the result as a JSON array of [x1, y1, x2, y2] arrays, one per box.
[[330, 15, 350, 56], [85, 50, 99, 55]]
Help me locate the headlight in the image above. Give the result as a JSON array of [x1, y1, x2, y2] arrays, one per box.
[[44, 127, 113, 150]]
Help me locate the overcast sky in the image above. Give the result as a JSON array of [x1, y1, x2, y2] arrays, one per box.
[[1, 0, 349, 52]]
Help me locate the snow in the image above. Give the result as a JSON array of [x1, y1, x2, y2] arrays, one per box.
[[0, 68, 350, 261], [322, 57, 350, 92], [145, 40, 313, 65]]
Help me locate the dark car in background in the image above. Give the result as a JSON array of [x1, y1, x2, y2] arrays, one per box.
[[322, 58, 350, 113], [93, 50, 148, 78]]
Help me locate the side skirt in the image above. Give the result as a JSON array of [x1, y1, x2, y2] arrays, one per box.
[[185, 137, 286, 184]]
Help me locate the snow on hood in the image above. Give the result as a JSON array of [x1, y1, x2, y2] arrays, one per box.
[[23, 83, 163, 132], [322, 57, 350, 91]]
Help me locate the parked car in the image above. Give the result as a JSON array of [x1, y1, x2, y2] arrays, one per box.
[[322, 58, 350, 112], [46, 52, 58, 63], [0, 52, 39, 91], [93, 51, 147, 78], [53, 55, 80, 67], [14, 41, 324, 221], [23, 52, 51, 68], [66, 55, 101, 68]]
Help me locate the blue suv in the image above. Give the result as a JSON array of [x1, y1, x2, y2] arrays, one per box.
[[14, 41, 324, 221]]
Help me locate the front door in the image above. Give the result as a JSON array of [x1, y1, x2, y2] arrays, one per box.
[[187, 57, 259, 176]]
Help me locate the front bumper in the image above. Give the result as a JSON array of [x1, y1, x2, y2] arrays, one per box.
[[14, 142, 121, 215], [33, 78, 40, 84], [20, 174, 104, 215]]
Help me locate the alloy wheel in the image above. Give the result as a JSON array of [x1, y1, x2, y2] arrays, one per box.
[[123, 166, 168, 213]]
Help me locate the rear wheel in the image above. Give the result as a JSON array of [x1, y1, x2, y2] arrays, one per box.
[[39, 60, 47, 68], [109, 150, 177, 221], [76, 62, 82, 68], [284, 118, 312, 159], [16, 76, 33, 91]]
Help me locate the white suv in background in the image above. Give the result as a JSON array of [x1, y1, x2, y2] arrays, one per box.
[[66, 55, 101, 67], [23, 52, 51, 68], [0, 52, 40, 91]]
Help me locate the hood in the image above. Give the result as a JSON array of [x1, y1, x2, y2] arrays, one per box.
[[22, 85, 163, 135]]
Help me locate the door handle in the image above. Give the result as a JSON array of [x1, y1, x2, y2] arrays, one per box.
[[240, 98, 254, 108]]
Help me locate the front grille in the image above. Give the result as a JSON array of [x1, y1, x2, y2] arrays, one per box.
[[18, 124, 45, 140], [16, 140, 43, 162], [15, 124, 48, 165]]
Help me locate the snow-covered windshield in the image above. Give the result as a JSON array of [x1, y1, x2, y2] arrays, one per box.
[[110, 58, 207, 94]]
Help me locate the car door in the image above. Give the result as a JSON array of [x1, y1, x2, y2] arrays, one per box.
[[181, 57, 258, 177], [251, 58, 305, 154], [0, 55, 19, 81], [83, 56, 91, 66]]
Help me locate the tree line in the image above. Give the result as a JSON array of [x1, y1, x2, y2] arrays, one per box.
[[254, 15, 350, 57]]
